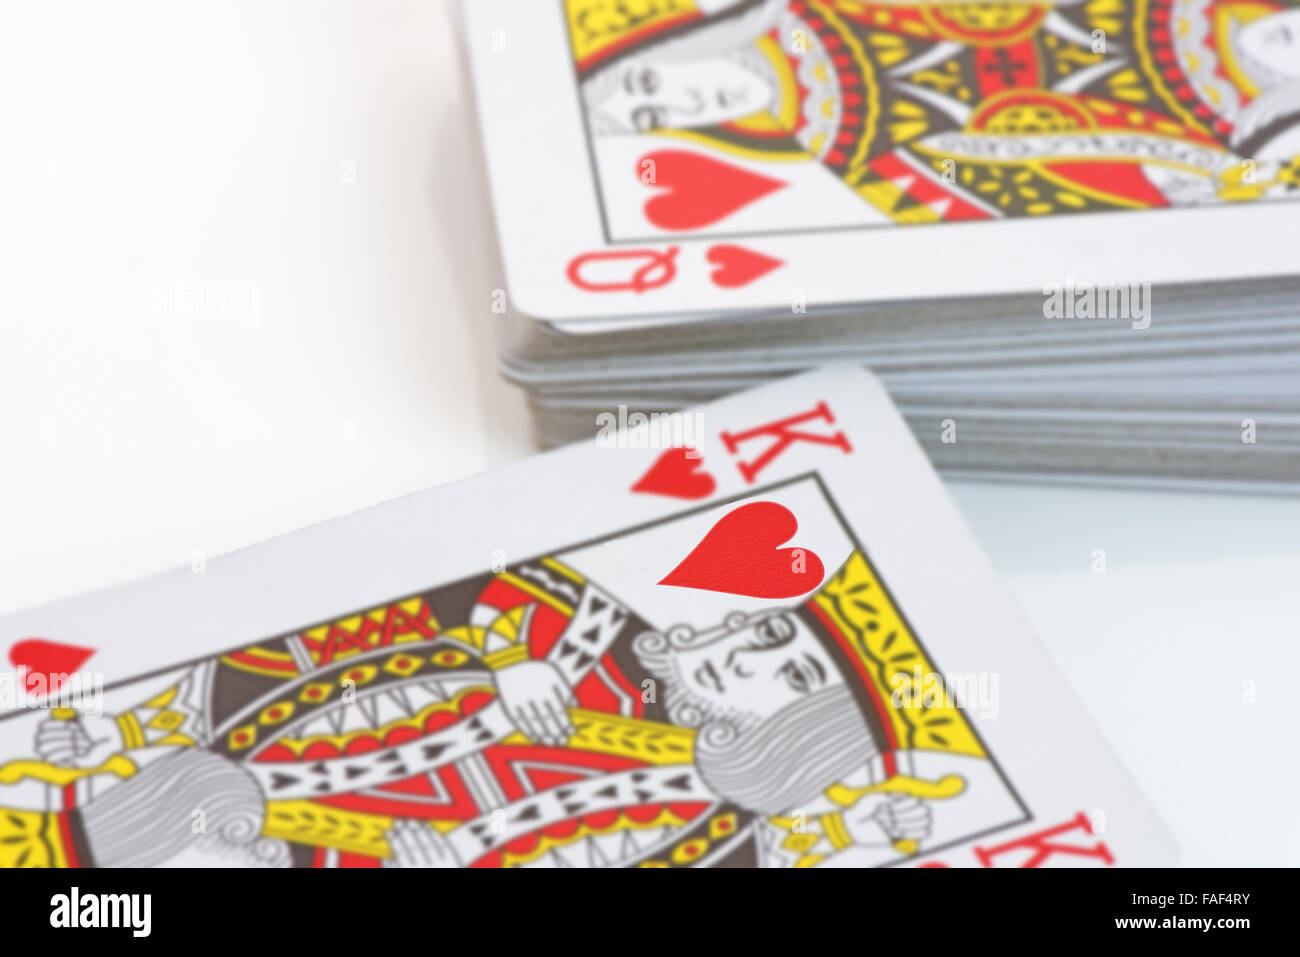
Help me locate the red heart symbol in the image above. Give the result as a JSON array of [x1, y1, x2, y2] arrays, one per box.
[[632, 448, 716, 500], [707, 244, 784, 288], [642, 150, 785, 231], [660, 502, 824, 599], [9, 638, 96, 693]]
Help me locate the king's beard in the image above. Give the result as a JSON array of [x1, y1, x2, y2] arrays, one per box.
[[632, 625, 879, 814]]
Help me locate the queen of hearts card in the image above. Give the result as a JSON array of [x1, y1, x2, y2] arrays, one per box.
[[568, 0, 1300, 237]]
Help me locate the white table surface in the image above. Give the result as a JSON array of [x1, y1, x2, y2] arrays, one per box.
[[2, 0, 1297, 867]]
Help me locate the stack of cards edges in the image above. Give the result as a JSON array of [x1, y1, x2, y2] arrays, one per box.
[[460, 0, 1300, 492], [0, 368, 1177, 867]]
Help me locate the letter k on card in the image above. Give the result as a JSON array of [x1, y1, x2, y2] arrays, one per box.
[[721, 401, 853, 484]]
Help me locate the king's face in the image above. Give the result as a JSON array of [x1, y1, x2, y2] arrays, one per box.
[[670, 610, 843, 722]]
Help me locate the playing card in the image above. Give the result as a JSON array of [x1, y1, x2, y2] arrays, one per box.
[[0, 366, 1174, 867], [461, 0, 1300, 321]]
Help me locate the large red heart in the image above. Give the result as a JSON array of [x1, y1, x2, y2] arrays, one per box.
[[707, 244, 784, 288], [642, 150, 785, 231], [632, 448, 716, 500], [660, 502, 824, 598], [9, 638, 96, 693]]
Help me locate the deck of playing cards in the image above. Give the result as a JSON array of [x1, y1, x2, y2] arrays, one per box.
[[0, 367, 1176, 867], [458, 0, 1300, 490]]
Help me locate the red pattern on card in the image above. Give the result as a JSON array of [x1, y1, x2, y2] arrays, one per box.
[[641, 150, 785, 230], [659, 501, 824, 598], [8, 638, 96, 693], [631, 448, 716, 500]]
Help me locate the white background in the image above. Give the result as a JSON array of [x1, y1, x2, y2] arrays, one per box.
[[2, 0, 1298, 866]]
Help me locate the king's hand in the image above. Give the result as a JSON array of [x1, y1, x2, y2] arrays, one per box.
[[841, 792, 933, 848], [382, 819, 460, 869], [493, 659, 577, 747], [34, 712, 124, 769]]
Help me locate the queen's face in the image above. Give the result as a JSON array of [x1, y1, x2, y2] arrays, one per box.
[[668, 611, 842, 721], [1239, 10, 1300, 80], [601, 55, 775, 132]]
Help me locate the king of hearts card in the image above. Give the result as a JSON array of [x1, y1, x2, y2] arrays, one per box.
[[462, 0, 1300, 317], [0, 485, 1026, 868], [0, 369, 1173, 868]]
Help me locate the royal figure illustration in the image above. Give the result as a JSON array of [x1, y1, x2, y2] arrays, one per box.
[[569, 0, 1300, 224], [1, 551, 1020, 867]]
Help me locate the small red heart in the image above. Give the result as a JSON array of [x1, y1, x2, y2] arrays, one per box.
[[9, 638, 96, 693], [632, 448, 716, 500], [707, 244, 784, 288], [660, 502, 824, 599], [642, 150, 785, 231]]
